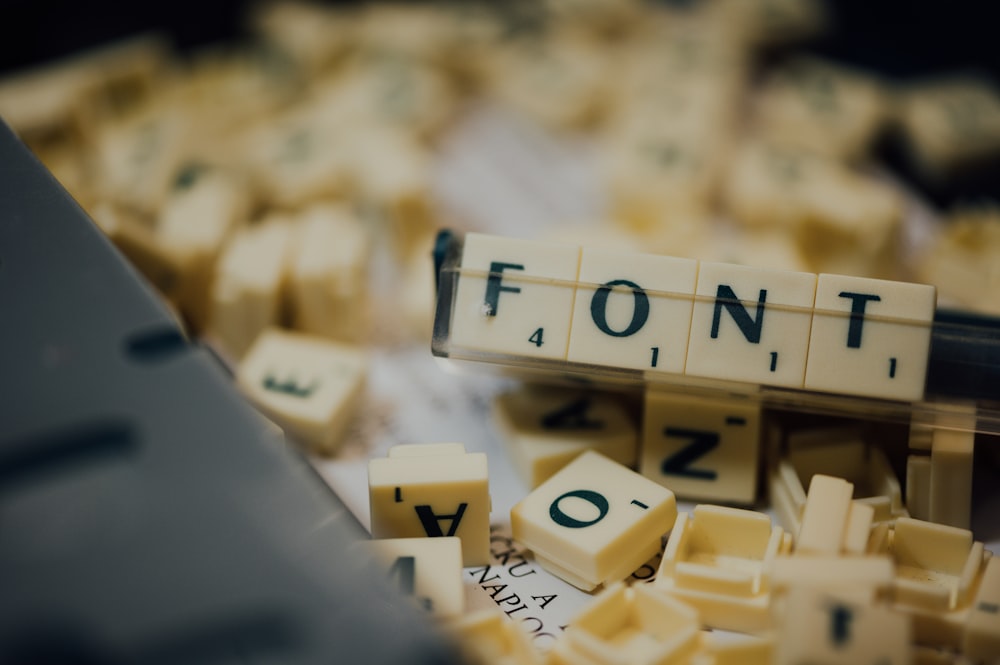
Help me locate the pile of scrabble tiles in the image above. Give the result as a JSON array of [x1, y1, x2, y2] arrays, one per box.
[[2, 0, 999, 663]]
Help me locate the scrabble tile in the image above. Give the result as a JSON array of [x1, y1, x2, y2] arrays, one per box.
[[356, 537, 464, 619], [449, 234, 581, 362], [246, 110, 353, 209], [492, 387, 638, 489], [962, 557, 1000, 663], [563, 582, 701, 665], [208, 219, 296, 359], [287, 204, 371, 345], [905, 455, 932, 521], [897, 77, 1000, 177], [890, 518, 986, 615], [916, 206, 1000, 315], [237, 327, 367, 454], [640, 390, 761, 505], [566, 248, 697, 375], [803, 273, 936, 401], [654, 505, 789, 634], [91, 202, 183, 299], [771, 434, 907, 533], [685, 261, 816, 388], [157, 168, 250, 331], [700, 633, 773, 665], [929, 426, 975, 530], [510, 451, 676, 591], [347, 128, 434, 256], [369, 443, 490, 566], [449, 608, 542, 665], [770, 555, 895, 600], [93, 106, 191, 216], [774, 587, 911, 665], [796, 475, 860, 555], [754, 57, 887, 161]]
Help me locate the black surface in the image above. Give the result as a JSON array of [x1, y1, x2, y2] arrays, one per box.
[[0, 119, 464, 664]]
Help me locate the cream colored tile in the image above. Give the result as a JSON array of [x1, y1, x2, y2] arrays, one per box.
[[564, 582, 701, 665], [962, 557, 1000, 663], [208, 219, 296, 359], [770, 555, 895, 599], [654, 505, 787, 634], [640, 390, 761, 505], [567, 248, 697, 375], [236, 327, 366, 454], [450, 234, 581, 361], [368, 443, 490, 566], [510, 451, 676, 591], [357, 537, 464, 619], [685, 261, 816, 388], [287, 204, 371, 345], [492, 387, 638, 489], [774, 587, 911, 665], [890, 517, 988, 628], [795, 474, 853, 555], [906, 454, 932, 521], [449, 608, 542, 665], [929, 427, 975, 530], [803, 273, 936, 401]]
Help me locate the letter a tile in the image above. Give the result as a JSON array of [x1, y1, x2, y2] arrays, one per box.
[[449, 233, 581, 361], [368, 443, 490, 566], [510, 451, 676, 591]]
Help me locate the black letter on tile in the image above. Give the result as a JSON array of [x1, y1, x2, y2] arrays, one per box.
[[711, 285, 766, 343], [484, 262, 524, 317], [661, 428, 719, 480], [415, 503, 468, 537], [838, 292, 880, 348], [590, 279, 650, 337], [549, 490, 609, 528]]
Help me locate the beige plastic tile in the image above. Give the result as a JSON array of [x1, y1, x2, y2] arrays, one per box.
[[770, 555, 895, 600], [962, 556, 1000, 663], [777, 435, 906, 534], [685, 261, 817, 388], [91, 203, 183, 299], [804, 273, 936, 401], [208, 219, 296, 359], [697, 633, 773, 665], [449, 608, 542, 665], [157, 168, 250, 331], [564, 582, 701, 665], [450, 233, 581, 361], [929, 427, 975, 530], [754, 57, 887, 161], [774, 587, 911, 665], [245, 111, 353, 208], [94, 107, 192, 216], [357, 537, 464, 619], [347, 128, 434, 255], [906, 454, 932, 521], [236, 327, 367, 454], [796, 474, 863, 556], [510, 451, 676, 591], [368, 443, 490, 566], [492, 387, 638, 489], [655, 505, 787, 633], [566, 247, 697, 374], [287, 204, 371, 345], [890, 517, 986, 614], [640, 390, 761, 505]]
